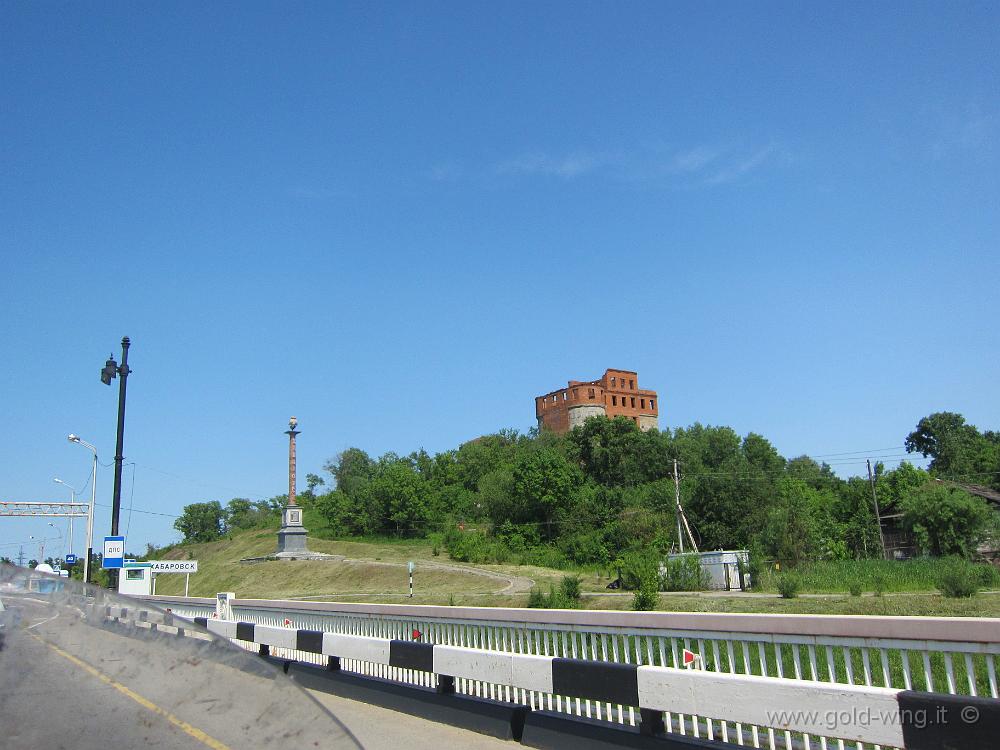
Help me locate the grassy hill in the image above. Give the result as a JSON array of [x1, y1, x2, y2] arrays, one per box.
[[147, 514, 999, 617]]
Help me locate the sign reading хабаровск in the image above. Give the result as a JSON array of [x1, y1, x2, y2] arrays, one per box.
[[146, 560, 198, 573]]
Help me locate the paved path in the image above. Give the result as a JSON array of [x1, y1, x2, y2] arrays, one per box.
[[291, 558, 536, 599]]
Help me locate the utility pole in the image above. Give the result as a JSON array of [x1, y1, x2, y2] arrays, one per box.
[[673, 458, 684, 553], [101, 336, 132, 589], [867, 459, 888, 560], [673, 459, 699, 553], [17, 546, 25, 567]]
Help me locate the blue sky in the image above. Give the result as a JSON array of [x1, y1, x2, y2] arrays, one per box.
[[2, 2, 998, 557]]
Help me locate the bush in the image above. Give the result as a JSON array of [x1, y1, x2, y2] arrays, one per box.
[[518, 546, 569, 569], [558, 530, 610, 565], [849, 582, 863, 597], [739, 550, 764, 591], [777, 573, 802, 599], [560, 574, 582, 602], [872, 575, 886, 597], [632, 578, 659, 610], [527, 578, 581, 609], [937, 559, 981, 598], [527, 588, 548, 608], [661, 554, 709, 592], [618, 550, 659, 590]]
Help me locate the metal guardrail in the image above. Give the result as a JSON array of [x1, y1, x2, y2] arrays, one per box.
[[138, 595, 1000, 750]]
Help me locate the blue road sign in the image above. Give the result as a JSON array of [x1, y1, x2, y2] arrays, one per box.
[[102, 536, 125, 569], [65, 554, 77, 565]]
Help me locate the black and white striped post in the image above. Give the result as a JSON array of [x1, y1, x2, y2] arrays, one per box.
[[408, 561, 414, 598]]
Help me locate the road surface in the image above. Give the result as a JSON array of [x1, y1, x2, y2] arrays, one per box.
[[0, 596, 513, 750]]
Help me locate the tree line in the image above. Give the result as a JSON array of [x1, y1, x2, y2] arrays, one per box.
[[174, 411, 999, 567]]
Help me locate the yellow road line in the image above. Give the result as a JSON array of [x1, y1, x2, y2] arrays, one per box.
[[28, 632, 234, 750]]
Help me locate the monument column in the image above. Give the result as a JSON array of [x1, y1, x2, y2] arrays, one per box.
[[287, 416, 299, 505], [276, 416, 310, 557]]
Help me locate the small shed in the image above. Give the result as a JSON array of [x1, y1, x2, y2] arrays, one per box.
[[664, 550, 750, 591]]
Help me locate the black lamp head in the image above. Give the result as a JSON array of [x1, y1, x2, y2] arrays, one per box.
[[101, 355, 118, 385]]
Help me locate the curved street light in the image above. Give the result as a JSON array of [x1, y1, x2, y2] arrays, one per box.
[[28, 534, 46, 564], [53, 477, 79, 558], [47, 522, 63, 561], [68, 434, 98, 583]]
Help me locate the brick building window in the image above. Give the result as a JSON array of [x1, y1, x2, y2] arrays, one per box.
[[650, 399, 655, 409], [610, 376, 616, 386], [631, 397, 636, 407], [573, 388, 578, 399], [612, 396, 617, 406], [629, 379, 635, 389], [641, 399, 645, 409], [588, 388, 595, 399]]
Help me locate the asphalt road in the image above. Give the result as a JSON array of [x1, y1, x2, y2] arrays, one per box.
[[0, 596, 513, 750]]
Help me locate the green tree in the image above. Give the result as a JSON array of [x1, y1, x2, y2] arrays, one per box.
[[906, 412, 1000, 490], [899, 484, 995, 557], [373, 461, 431, 535], [568, 416, 645, 487], [324, 448, 375, 498], [174, 501, 225, 543], [761, 478, 819, 566], [786, 456, 841, 492], [224, 497, 276, 531], [510, 448, 582, 539], [313, 490, 352, 534]]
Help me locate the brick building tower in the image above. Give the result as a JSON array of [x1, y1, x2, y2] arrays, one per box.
[[535, 368, 659, 434]]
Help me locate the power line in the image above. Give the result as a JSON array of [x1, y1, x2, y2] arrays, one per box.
[[805, 446, 906, 458]]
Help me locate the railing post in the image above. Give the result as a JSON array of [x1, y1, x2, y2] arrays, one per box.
[[639, 708, 664, 737], [437, 675, 455, 695], [327, 656, 341, 672], [259, 644, 270, 657]]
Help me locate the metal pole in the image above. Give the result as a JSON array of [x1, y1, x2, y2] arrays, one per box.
[[109, 336, 131, 590], [867, 459, 888, 560], [185, 572, 190, 597], [67, 489, 74, 558], [84, 450, 97, 584]]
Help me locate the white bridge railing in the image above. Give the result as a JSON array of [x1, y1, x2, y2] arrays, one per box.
[[139, 595, 1000, 750]]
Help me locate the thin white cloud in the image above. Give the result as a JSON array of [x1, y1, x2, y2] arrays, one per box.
[[703, 144, 777, 186], [288, 186, 345, 200], [495, 152, 607, 178], [434, 142, 781, 186], [428, 162, 464, 182], [932, 112, 997, 159], [670, 145, 721, 173]]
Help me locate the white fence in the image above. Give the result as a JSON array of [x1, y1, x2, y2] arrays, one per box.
[[139, 595, 1000, 750]]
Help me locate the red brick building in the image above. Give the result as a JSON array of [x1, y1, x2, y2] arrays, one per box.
[[535, 369, 659, 434]]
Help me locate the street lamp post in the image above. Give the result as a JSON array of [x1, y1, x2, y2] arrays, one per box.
[[68, 434, 98, 584], [29, 535, 45, 564], [100, 336, 131, 590], [53, 478, 79, 557], [47, 522, 63, 563]]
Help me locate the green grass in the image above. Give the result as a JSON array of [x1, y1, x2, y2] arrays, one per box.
[[754, 558, 1000, 594], [149, 523, 1000, 616]]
